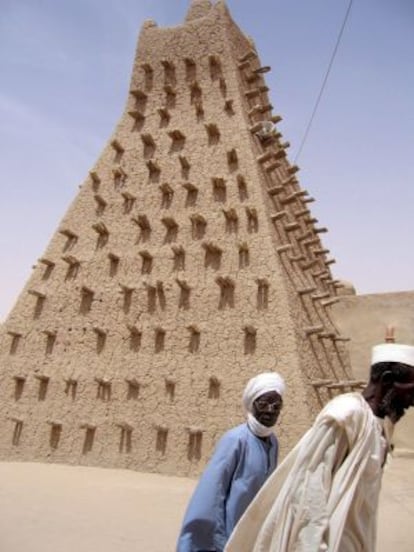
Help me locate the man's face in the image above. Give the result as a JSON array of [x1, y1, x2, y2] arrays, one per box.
[[252, 391, 283, 427], [381, 365, 414, 423]]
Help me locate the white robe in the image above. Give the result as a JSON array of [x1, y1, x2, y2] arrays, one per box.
[[225, 393, 388, 552]]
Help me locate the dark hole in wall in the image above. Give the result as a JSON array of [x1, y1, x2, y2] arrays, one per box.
[[49, 424, 62, 449], [13, 377, 25, 400], [156, 428, 168, 454], [82, 427, 96, 454], [187, 432, 202, 461], [12, 421, 23, 446], [38, 378, 49, 401], [119, 427, 132, 453], [33, 296, 45, 319]]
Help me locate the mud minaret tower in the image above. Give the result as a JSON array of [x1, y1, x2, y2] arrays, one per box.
[[0, 1, 353, 476]]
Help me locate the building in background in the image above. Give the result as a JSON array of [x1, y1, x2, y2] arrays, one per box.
[[0, 0, 355, 476], [332, 289, 414, 454]]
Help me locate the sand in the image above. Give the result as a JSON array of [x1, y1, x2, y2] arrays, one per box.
[[0, 456, 413, 551]]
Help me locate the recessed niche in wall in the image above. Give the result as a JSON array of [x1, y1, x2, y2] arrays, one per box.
[[11, 418, 23, 446], [159, 183, 174, 208], [81, 423, 96, 454], [59, 228, 78, 252], [194, 98, 204, 119], [237, 175, 248, 201], [219, 77, 227, 97], [117, 422, 133, 453], [224, 98, 234, 115], [130, 88, 148, 112], [190, 81, 202, 104], [172, 245, 185, 271], [187, 428, 203, 461], [113, 167, 127, 188], [89, 171, 101, 191], [92, 222, 109, 249], [62, 255, 80, 280], [140, 62, 153, 90], [95, 377, 111, 400], [227, 149, 238, 171], [108, 252, 120, 277], [28, 289, 46, 319], [182, 182, 198, 207], [208, 376, 220, 398], [164, 84, 177, 109], [177, 279, 191, 310], [162, 217, 179, 244], [238, 242, 250, 268], [190, 214, 207, 240], [179, 155, 190, 179], [154, 327, 166, 353], [141, 133, 156, 159], [155, 425, 168, 455], [128, 327, 142, 352], [139, 250, 153, 274], [93, 327, 107, 354], [43, 330, 57, 355], [165, 378, 175, 401], [162, 59, 176, 86], [246, 206, 259, 233], [209, 54, 223, 81], [110, 139, 124, 163], [187, 325, 200, 353], [39, 258, 55, 280], [205, 123, 220, 145], [216, 276, 235, 309], [184, 57, 196, 81], [244, 325, 257, 354], [122, 191, 136, 214], [120, 285, 134, 314], [48, 421, 62, 449], [156, 281, 166, 310], [145, 160, 160, 182], [64, 378, 78, 400], [35, 374, 50, 401], [158, 107, 171, 127], [126, 378, 140, 400], [128, 109, 145, 131], [13, 375, 26, 400], [146, 285, 156, 314], [133, 214, 151, 243], [223, 208, 238, 234], [80, 287, 94, 314], [168, 129, 186, 152], [8, 331, 22, 355], [257, 278, 269, 310], [203, 242, 222, 270], [212, 178, 226, 202]]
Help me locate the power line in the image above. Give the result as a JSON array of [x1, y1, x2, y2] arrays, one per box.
[[294, 0, 354, 163]]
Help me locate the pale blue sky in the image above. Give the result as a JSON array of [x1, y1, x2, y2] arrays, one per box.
[[1, 0, 413, 320]]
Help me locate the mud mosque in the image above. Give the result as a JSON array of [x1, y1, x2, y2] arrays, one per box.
[[0, 0, 413, 476]]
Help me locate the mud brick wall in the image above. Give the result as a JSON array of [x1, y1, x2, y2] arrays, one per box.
[[0, 0, 351, 476]]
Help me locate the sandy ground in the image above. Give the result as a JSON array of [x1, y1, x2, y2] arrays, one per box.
[[0, 456, 413, 552]]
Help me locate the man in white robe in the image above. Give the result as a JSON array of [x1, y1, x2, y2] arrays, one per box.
[[225, 343, 414, 552]]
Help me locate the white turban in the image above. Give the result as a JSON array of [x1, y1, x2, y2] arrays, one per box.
[[371, 343, 414, 368], [242, 372, 285, 438], [242, 372, 285, 413]]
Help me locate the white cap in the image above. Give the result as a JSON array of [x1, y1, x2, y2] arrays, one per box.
[[242, 372, 285, 413], [371, 343, 414, 368]]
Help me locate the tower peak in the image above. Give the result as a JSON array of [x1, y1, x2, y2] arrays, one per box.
[[185, 0, 214, 22]]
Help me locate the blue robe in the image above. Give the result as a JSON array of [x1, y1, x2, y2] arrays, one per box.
[[176, 423, 278, 552]]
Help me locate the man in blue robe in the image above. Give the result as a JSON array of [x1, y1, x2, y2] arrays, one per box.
[[176, 372, 285, 552]]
